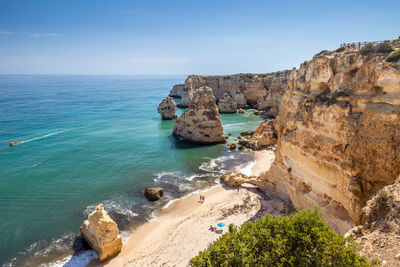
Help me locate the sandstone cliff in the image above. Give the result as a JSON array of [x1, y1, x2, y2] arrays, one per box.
[[173, 86, 225, 143], [258, 47, 400, 233], [81, 205, 122, 261]]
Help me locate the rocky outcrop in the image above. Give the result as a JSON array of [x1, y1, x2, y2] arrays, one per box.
[[81, 204, 122, 261], [238, 120, 277, 150], [256, 70, 291, 116], [347, 175, 400, 265], [220, 172, 271, 189], [157, 97, 178, 120], [218, 93, 237, 113], [169, 84, 184, 98], [144, 187, 164, 201], [176, 74, 273, 108], [173, 86, 225, 143], [258, 48, 400, 233]]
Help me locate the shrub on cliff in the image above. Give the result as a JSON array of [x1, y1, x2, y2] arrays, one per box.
[[359, 43, 376, 55], [191, 209, 370, 267], [385, 48, 400, 62], [336, 46, 346, 52], [375, 41, 394, 53]]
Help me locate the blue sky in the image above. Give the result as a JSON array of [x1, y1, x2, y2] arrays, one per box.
[[0, 0, 399, 75]]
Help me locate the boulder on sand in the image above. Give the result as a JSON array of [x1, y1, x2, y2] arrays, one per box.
[[80, 204, 122, 261]]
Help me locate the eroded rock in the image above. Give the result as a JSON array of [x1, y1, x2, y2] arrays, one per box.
[[157, 97, 177, 120], [173, 86, 225, 144], [144, 187, 164, 201], [218, 93, 237, 113], [80, 204, 122, 261]]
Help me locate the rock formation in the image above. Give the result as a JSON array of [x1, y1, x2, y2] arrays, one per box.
[[256, 71, 291, 116], [144, 187, 164, 201], [347, 175, 400, 265], [169, 84, 184, 98], [238, 120, 277, 150], [81, 204, 122, 261], [257, 48, 400, 233], [218, 93, 237, 113], [157, 97, 178, 120], [174, 74, 272, 108], [173, 86, 225, 144]]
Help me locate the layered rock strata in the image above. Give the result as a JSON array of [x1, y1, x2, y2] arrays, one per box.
[[169, 84, 184, 98], [238, 120, 277, 150], [81, 204, 122, 261], [258, 48, 400, 233], [175, 74, 273, 108], [217, 93, 237, 113], [157, 97, 178, 120], [173, 86, 225, 143]]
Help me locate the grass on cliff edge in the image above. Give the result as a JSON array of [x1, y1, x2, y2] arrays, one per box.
[[191, 208, 372, 267]]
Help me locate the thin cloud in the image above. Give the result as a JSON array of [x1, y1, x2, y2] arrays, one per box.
[[127, 57, 188, 64], [27, 33, 60, 37], [0, 31, 12, 34]]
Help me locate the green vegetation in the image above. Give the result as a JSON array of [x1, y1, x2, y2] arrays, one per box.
[[375, 40, 394, 53], [336, 46, 346, 52], [392, 36, 400, 46], [375, 190, 390, 214], [385, 48, 400, 62], [315, 50, 329, 57], [192, 209, 370, 267], [359, 43, 376, 55]]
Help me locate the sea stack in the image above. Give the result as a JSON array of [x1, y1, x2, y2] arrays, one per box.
[[157, 97, 178, 120], [173, 86, 225, 144], [218, 93, 237, 113], [80, 204, 122, 261]]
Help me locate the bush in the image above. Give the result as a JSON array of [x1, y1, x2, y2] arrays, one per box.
[[359, 43, 375, 55], [392, 37, 400, 46], [191, 209, 370, 267], [385, 48, 400, 62], [375, 190, 390, 214], [375, 41, 394, 53], [336, 46, 346, 52], [315, 50, 329, 57]]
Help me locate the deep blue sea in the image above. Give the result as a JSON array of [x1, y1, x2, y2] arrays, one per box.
[[0, 75, 262, 266]]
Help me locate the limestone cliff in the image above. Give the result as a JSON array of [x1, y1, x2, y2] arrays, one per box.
[[218, 93, 237, 113], [81, 205, 122, 261], [173, 86, 225, 143], [175, 74, 273, 108], [169, 84, 184, 98], [258, 48, 400, 233]]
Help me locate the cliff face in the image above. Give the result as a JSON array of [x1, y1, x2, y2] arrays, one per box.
[[260, 49, 400, 233], [175, 74, 272, 108]]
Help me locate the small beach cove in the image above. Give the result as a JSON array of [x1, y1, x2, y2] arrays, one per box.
[[87, 150, 282, 267]]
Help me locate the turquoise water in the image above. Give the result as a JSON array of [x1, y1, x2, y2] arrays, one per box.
[[0, 75, 262, 266]]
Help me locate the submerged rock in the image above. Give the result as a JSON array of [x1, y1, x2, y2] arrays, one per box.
[[218, 93, 237, 113], [228, 143, 237, 150], [157, 97, 177, 120], [144, 187, 164, 201], [173, 86, 225, 144], [80, 204, 122, 261]]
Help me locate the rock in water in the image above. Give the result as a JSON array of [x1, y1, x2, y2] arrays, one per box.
[[218, 93, 237, 113], [157, 97, 178, 120], [173, 86, 225, 144], [80, 204, 122, 261], [144, 187, 164, 201]]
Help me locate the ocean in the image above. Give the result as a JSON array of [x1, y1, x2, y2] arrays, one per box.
[[0, 75, 262, 266]]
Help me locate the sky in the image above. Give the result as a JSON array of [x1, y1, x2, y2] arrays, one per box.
[[0, 0, 399, 75]]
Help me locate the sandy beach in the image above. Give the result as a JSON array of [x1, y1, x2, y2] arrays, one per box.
[[91, 149, 280, 267]]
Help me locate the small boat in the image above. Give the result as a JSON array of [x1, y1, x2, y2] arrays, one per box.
[[9, 141, 21, 146]]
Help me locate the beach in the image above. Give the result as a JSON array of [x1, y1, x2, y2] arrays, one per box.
[[91, 149, 281, 267]]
